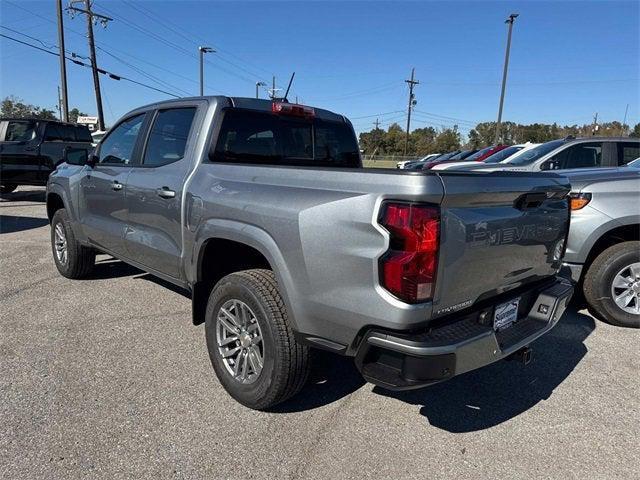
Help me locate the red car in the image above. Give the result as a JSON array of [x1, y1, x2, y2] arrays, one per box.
[[463, 144, 509, 162]]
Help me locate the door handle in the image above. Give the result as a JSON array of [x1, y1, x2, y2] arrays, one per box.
[[112, 181, 124, 191], [156, 187, 176, 199]]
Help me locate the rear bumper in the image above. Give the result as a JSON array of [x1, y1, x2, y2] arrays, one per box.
[[354, 277, 573, 390]]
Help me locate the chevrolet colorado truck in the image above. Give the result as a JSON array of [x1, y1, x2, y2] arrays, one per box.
[[46, 97, 573, 410]]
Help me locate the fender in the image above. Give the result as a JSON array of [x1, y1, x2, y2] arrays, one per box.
[[190, 218, 301, 331]]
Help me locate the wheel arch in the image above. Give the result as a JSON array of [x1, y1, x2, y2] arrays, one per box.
[[583, 222, 640, 278], [190, 220, 298, 328]]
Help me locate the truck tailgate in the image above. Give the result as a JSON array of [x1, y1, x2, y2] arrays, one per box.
[[432, 171, 570, 318]]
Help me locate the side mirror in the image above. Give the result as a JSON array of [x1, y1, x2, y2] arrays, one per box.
[[65, 147, 89, 166]]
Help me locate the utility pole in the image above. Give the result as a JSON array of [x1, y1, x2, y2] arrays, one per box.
[[68, 1, 112, 131], [56, 0, 69, 122], [57, 86, 63, 121], [268, 76, 281, 100], [621, 104, 629, 136], [404, 67, 419, 155], [494, 13, 519, 145], [198, 46, 215, 96], [374, 118, 380, 130], [255, 81, 266, 99], [592, 112, 599, 136]]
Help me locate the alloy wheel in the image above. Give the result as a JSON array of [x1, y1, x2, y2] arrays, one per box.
[[54, 223, 68, 265], [216, 299, 264, 384], [611, 262, 640, 315]]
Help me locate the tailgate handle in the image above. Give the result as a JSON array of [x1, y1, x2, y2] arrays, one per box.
[[514, 192, 547, 210]]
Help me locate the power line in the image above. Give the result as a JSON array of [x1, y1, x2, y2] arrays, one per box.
[[0, 32, 180, 99]]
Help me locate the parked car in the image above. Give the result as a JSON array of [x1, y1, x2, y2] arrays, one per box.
[[405, 150, 461, 170], [432, 143, 539, 171], [402, 151, 458, 170], [396, 153, 440, 169], [466, 137, 640, 173], [47, 97, 573, 409], [560, 166, 640, 327], [0, 118, 93, 193]]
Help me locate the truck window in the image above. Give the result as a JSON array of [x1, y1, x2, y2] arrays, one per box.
[[143, 108, 196, 166], [618, 142, 640, 165], [4, 121, 37, 142], [44, 123, 75, 142], [98, 114, 145, 165], [212, 109, 360, 168], [75, 125, 93, 143]]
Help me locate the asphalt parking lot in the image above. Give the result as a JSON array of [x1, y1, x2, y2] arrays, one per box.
[[1, 186, 639, 480]]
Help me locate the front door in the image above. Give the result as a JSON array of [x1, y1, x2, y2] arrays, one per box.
[[79, 113, 146, 256], [124, 106, 198, 278]]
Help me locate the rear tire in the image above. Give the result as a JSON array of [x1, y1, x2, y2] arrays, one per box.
[[583, 241, 640, 328], [0, 184, 17, 194], [51, 208, 95, 279], [205, 269, 310, 410]]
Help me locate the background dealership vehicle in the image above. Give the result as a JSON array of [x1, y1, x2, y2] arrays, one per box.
[[458, 137, 639, 173], [396, 153, 440, 169], [47, 96, 573, 409], [403, 150, 462, 170], [561, 166, 640, 327], [432, 143, 540, 171], [0, 118, 93, 193]]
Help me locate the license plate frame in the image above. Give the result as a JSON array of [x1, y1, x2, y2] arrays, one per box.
[[493, 297, 520, 331]]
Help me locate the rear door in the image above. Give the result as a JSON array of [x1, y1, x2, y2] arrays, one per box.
[[432, 171, 570, 317], [124, 105, 199, 278], [79, 113, 147, 255]]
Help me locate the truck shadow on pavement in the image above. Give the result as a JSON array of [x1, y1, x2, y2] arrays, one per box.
[[0, 215, 49, 234], [376, 309, 595, 432], [0, 189, 46, 204]]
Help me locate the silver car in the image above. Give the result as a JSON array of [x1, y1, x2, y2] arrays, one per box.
[[561, 165, 640, 327]]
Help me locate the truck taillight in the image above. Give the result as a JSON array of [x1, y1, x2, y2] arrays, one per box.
[[378, 202, 440, 303]]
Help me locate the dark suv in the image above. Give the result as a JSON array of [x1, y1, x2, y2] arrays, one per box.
[[0, 118, 93, 193]]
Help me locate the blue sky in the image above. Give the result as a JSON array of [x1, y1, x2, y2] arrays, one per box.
[[1, 0, 638, 137]]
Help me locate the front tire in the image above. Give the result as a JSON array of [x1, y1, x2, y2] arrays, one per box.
[[583, 241, 640, 328], [205, 269, 310, 410], [51, 208, 95, 279]]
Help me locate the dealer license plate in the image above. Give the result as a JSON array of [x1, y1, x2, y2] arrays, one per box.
[[493, 297, 520, 331]]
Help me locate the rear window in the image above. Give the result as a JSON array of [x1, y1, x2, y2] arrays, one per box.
[[44, 123, 75, 141], [211, 109, 360, 168], [618, 142, 640, 165], [75, 125, 93, 142], [4, 121, 37, 142]]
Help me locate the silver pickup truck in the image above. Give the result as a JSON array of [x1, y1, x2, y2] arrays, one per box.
[[46, 97, 573, 409]]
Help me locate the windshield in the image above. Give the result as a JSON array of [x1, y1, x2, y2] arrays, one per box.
[[627, 157, 640, 168], [484, 145, 523, 164], [465, 146, 495, 161], [448, 150, 472, 161], [506, 140, 566, 166]]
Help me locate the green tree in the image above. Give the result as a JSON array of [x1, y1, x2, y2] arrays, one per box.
[[433, 127, 461, 153], [68, 108, 88, 123], [1, 96, 57, 120], [630, 123, 640, 138]]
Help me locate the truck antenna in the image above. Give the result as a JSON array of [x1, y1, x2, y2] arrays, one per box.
[[283, 72, 295, 102]]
